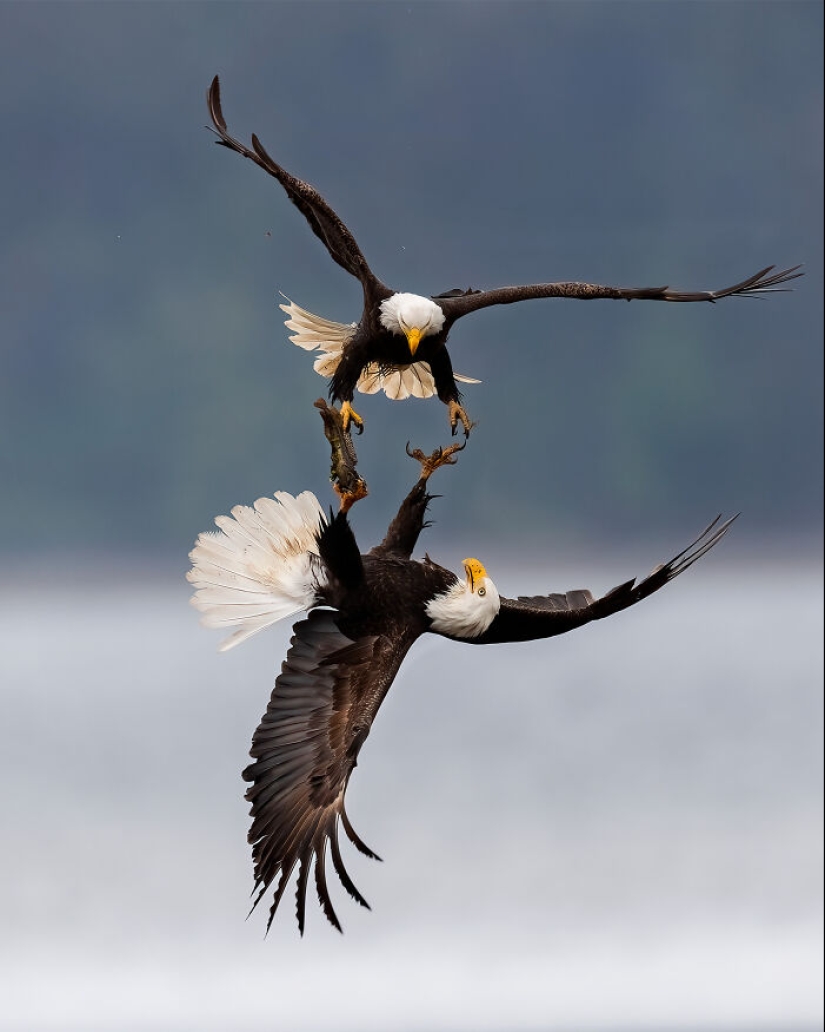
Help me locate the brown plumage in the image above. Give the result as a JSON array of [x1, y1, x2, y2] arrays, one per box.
[[188, 451, 737, 933], [206, 75, 802, 435]]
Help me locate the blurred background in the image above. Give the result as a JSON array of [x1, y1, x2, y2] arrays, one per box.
[[1, 2, 822, 1030]]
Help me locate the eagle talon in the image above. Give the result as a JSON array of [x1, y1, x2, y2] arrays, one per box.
[[406, 440, 465, 481], [340, 401, 364, 435], [448, 401, 475, 438], [405, 443, 427, 464]]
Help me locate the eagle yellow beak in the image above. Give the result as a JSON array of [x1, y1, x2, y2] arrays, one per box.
[[463, 557, 488, 592], [405, 327, 421, 356]]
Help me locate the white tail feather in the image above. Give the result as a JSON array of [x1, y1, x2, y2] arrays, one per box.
[[279, 296, 356, 352], [187, 490, 327, 651], [279, 294, 481, 399]]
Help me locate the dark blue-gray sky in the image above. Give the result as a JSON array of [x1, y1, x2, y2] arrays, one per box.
[[1, 1, 822, 558]]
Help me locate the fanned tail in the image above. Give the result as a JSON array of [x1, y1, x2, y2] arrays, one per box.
[[187, 490, 327, 650], [280, 295, 357, 354]]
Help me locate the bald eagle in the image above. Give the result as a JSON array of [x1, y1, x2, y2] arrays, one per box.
[[187, 448, 736, 933], [206, 75, 801, 436]]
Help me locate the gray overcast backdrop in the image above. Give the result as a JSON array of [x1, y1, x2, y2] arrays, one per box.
[[1, 4, 822, 1031]]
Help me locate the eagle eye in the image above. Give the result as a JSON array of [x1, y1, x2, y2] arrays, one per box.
[[477, 587, 486, 597]]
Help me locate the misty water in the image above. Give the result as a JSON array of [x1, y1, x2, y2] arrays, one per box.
[[1, 556, 822, 1031]]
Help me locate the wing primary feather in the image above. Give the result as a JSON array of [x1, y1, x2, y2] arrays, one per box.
[[612, 513, 739, 607], [329, 822, 371, 910], [662, 513, 723, 566], [295, 846, 313, 936], [264, 863, 298, 935], [256, 812, 320, 933], [313, 831, 343, 933], [206, 75, 227, 133], [721, 264, 804, 297], [340, 804, 382, 861], [667, 513, 739, 575], [247, 878, 269, 920], [251, 794, 314, 870]]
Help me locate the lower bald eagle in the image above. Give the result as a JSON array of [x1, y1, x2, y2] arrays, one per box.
[[187, 448, 736, 933], [206, 75, 801, 436]]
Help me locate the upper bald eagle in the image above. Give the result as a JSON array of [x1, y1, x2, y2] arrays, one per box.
[[187, 448, 736, 933], [206, 75, 801, 436]]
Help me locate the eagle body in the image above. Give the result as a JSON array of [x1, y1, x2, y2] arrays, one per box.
[[320, 553, 460, 646], [207, 75, 801, 434], [327, 305, 457, 408], [188, 465, 735, 933]]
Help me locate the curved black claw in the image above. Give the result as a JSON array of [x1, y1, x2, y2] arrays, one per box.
[[405, 440, 466, 481], [448, 400, 475, 438]]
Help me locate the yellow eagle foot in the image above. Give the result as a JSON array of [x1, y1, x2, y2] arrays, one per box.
[[448, 400, 475, 438], [405, 440, 466, 482], [340, 400, 364, 435]]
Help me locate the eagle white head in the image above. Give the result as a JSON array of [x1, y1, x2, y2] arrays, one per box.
[[379, 293, 445, 355], [426, 557, 500, 638]]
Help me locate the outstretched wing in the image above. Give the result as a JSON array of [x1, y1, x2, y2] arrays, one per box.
[[243, 609, 411, 934], [434, 265, 803, 323], [454, 515, 737, 645], [207, 76, 392, 302], [370, 479, 432, 560]]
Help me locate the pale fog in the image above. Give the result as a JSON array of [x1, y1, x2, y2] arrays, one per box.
[[1, 546, 821, 1032]]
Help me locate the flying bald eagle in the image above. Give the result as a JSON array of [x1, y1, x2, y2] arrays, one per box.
[[206, 75, 801, 436], [187, 446, 736, 933]]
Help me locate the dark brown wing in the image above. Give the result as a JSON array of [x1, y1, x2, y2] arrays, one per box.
[[207, 76, 392, 302], [453, 515, 737, 645], [434, 265, 803, 323], [370, 479, 432, 561], [243, 608, 412, 934], [370, 443, 466, 560]]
